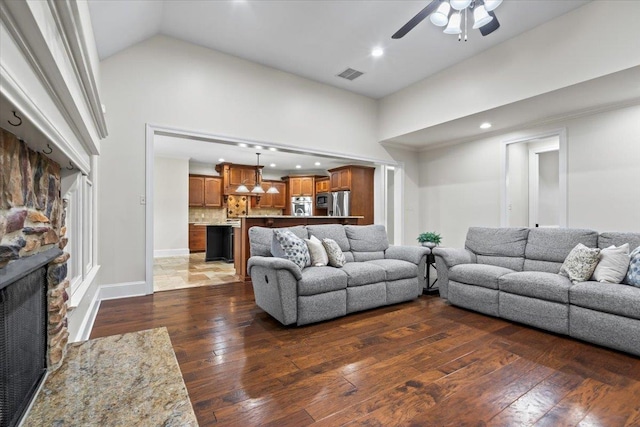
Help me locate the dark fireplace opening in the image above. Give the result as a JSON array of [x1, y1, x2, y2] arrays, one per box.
[[0, 255, 53, 427]]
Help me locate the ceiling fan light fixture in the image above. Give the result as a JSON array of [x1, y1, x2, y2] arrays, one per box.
[[472, 6, 493, 29], [483, 0, 503, 12], [443, 12, 462, 34], [450, 0, 472, 11], [429, 3, 451, 27]]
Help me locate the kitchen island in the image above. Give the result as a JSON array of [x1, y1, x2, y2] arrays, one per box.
[[234, 216, 363, 282]]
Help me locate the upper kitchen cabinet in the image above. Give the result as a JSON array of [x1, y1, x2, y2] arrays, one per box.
[[216, 163, 258, 195], [315, 177, 330, 193], [288, 176, 314, 197], [330, 168, 351, 191], [251, 181, 286, 209], [189, 175, 222, 207], [328, 165, 375, 224]]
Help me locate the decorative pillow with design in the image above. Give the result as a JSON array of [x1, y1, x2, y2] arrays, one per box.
[[322, 238, 346, 267], [272, 229, 310, 270], [592, 243, 629, 284], [625, 245, 640, 287], [305, 235, 329, 267], [559, 243, 600, 284]]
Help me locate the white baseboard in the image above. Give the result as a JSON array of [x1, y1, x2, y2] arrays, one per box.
[[72, 290, 101, 343], [99, 280, 148, 301], [154, 248, 190, 258]]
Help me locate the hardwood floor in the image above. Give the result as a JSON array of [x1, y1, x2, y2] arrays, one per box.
[[91, 283, 640, 426]]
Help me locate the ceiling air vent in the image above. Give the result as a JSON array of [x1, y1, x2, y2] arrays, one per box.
[[337, 68, 364, 81]]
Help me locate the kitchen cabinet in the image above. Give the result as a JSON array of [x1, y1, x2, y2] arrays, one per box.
[[251, 181, 286, 209], [216, 163, 259, 195], [330, 168, 351, 191], [328, 165, 375, 224], [189, 175, 222, 207], [288, 176, 314, 197], [315, 177, 330, 193], [189, 223, 206, 252]]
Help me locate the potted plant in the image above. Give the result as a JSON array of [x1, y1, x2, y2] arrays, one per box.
[[417, 231, 442, 249]]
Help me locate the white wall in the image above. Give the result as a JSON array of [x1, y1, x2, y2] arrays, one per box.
[[538, 150, 559, 227], [420, 104, 640, 248], [98, 35, 397, 285], [154, 156, 189, 256], [379, 2, 640, 141], [507, 142, 528, 227], [189, 161, 219, 176], [384, 146, 421, 245]]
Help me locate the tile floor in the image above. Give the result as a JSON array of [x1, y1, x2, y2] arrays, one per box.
[[153, 253, 237, 292]]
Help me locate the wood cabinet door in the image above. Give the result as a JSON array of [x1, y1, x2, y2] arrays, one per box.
[[289, 178, 302, 196], [204, 177, 222, 207], [301, 177, 314, 196], [330, 173, 340, 192], [316, 179, 329, 193], [272, 182, 287, 208], [243, 168, 257, 186], [229, 168, 244, 186], [189, 225, 206, 252], [189, 176, 204, 206], [339, 169, 351, 190]]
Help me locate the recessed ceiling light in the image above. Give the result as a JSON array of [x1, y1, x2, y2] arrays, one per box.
[[218, 158, 225, 162], [295, 165, 302, 169], [314, 162, 321, 166], [268, 147, 277, 151], [270, 163, 276, 167], [255, 145, 263, 150], [238, 143, 248, 148], [480, 122, 492, 129], [371, 47, 384, 57]]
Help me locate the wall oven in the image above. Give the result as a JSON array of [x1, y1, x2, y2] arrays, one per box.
[[291, 196, 313, 216]]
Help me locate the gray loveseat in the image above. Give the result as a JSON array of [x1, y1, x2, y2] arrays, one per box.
[[247, 224, 429, 326], [433, 227, 640, 356]]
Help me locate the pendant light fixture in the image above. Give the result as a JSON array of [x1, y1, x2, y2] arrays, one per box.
[[251, 153, 265, 194]]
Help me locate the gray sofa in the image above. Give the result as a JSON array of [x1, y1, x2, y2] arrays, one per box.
[[433, 227, 640, 356], [247, 224, 429, 326]]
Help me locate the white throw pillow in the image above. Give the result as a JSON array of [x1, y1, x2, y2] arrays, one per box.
[[322, 238, 346, 267], [592, 244, 629, 284], [559, 243, 600, 284], [305, 235, 329, 267]]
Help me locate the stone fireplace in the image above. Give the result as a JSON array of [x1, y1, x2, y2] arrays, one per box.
[[0, 129, 70, 425]]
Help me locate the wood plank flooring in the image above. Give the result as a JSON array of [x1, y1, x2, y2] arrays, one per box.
[[90, 283, 640, 426]]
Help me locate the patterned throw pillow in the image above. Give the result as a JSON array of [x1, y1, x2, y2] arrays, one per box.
[[559, 243, 600, 284], [592, 244, 629, 284], [305, 235, 329, 267], [625, 245, 640, 287], [272, 229, 310, 270], [322, 238, 346, 267]]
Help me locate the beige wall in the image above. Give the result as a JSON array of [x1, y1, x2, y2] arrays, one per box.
[[379, 2, 640, 141], [153, 156, 189, 255], [419, 104, 640, 248], [98, 35, 394, 285]]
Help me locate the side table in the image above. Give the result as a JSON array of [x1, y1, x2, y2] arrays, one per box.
[[423, 252, 438, 295]]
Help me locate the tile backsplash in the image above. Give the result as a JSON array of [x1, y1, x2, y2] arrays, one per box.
[[189, 207, 227, 223]]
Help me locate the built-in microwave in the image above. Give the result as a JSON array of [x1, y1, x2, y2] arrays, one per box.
[[316, 193, 329, 208]]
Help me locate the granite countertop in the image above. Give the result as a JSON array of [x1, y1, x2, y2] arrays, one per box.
[[23, 328, 198, 427]]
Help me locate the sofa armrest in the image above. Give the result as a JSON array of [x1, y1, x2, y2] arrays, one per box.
[[431, 248, 475, 300], [248, 256, 303, 280], [385, 245, 430, 265], [431, 247, 474, 268]]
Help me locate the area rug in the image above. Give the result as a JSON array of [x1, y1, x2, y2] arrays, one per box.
[[23, 327, 198, 426]]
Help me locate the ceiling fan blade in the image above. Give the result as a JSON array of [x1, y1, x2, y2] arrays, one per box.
[[392, 0, 441, 39], [480, 11, 500, 36]]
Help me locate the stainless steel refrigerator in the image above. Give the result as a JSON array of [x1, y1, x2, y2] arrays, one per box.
[[329, 191, 350, 216]]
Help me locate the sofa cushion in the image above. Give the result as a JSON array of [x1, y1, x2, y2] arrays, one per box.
[[592, 244, 629, 284], [304, 235, 329, 267], [340, 262, 386, 287], [449, 264, 514, 290], [559, 243, 600, 284], [570, 281, 640, 320], [345, 225, 389, 252], [298, 266, 347, 296], [249, 226, 307, 257], [499, 271, 572, 303], [465, 227, 529, 271], [524, 228, 598, 272], [598, 232, 640, 250], [307, 224, 351, 252], [273, 229, 311, 270], [366, 259, 417, 281]]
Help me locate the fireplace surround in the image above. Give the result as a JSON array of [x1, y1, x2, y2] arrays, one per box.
[[1, 129, 70, 426]]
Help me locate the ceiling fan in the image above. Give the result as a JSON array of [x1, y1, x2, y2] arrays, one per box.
[[392, 0, 502, 41]]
